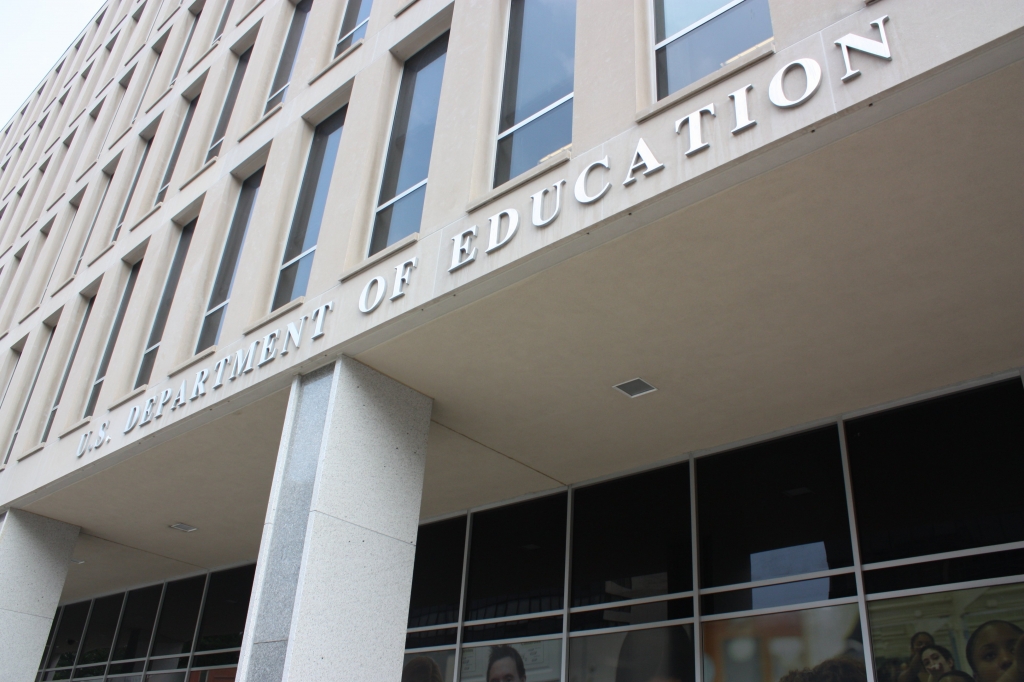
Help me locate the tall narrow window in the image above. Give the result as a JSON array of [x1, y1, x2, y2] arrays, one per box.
[[207, 47, 251, 161], [112, 138, 153, 241], [170, 10, 201, 85], [195, 168, 262, 353], [84, 261, 141, 418], [265, 0, 313, 113], [0, 350, 21, 423], [212, 0, 235, 45], [654, 0, 773, 100], [75, 177, 111, 274], [369, 33, 448, 257], [136, 220, 193, 387], [156, 96, 199, 204], [40, 204, 79, 303], [272, 108, 345, 311], [335, 0, 372, 57], [42, 298, 94, 442], [494, 0, 576, 187], [131, 51, 162, 124], [5, 325, 56, 464]]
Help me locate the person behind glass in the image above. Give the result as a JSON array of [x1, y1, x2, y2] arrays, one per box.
[[967, 620, 1024, 682], [938, 672, 975, 682], [899, 632, 937, 682], [921, 645, 957, 682], [488, 645, 526, 682], [402, 655, 444, 682]]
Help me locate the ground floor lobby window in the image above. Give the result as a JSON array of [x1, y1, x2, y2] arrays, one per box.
[[403, 377, 1024, 682]]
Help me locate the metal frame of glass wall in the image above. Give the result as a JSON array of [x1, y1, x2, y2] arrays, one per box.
[[37, 564, 255, 681], [405, 370, 1024, 682]]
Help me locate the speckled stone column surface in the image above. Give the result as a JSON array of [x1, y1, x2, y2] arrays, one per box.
[[237, 357, 432, 682], [0, 509, 80, 682]]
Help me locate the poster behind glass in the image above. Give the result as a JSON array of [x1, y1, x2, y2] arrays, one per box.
[[461, 638, 562, 682], [403, 650, 458, 682], [569, 624, 695, 682], [703, 603, 865, 682], [867, 583, 1024, 682]]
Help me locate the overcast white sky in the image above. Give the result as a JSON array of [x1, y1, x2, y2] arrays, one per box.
[[0, 0, 108, 126]]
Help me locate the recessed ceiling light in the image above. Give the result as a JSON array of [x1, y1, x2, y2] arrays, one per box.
[[170, 523, 198, 533], [614, 378, 657, 398]]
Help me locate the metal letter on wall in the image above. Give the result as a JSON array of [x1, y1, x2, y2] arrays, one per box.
[[835, 16, 892, 82], [769, 59, 822, 108]]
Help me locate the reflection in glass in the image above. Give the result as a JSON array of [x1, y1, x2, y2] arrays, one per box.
[[696, 426, 854, 589], [845, 378, 1024, 565], [494, 0, 575, 186], [265, 0, 313, 112], [461, 639, 562, 682], [403, 650, 457, 682], [465, 493, 567, 620], [864, 548, 1024, 594], [409, 516, 467, 628], [335, 0, 373, 56], [196, 168, 262, 353], [151, 576, 206, 656], [463, 616, 563, 644], [655, 0, 773, 100], [406, 627, 458, 650], [76, 593, 124, 667], [568, 625, 695, 682], [572, 462, 692, 607], [195, 564, 255, 651], [701, 574, 857, 616], [570, 598, 693, 632], [369, 33, 448, 255], [272, 107, 346, 310], [207, 47, 251, 162], [703, 603, 864, 682], [112, 585, 162, 661], [866, 583, 1024, 682], [494, 98, 572, 187], [47, 601, 89, 669]]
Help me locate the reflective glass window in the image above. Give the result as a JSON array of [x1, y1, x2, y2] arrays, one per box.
[[265, 0, 313, 112], [654, 0, 773, 100], [461, 639, 562, 682], [403, 651, 457, 682], [572, 463, 692, 607], [207, 47, 250, 161], [85, 260, 142, 418], [272, 107, 346, 311], [46, 601, 89, 669], [845, 378, 1024, 565], [151, 575, 206, 656], [112, 138, 153, 241], [568, 624, 696, 682], [494, 0, 575, 186], [335, 0, 373, 56], [695, 426, 854, 589], [196, 167, 262, 353], [156, 95, 200, 204], [702, 603, 864, 682], [212, 0, 235, 44], [465, 492, 567, 620], [700, 574, 857, 616], [137, 221, 193, 388], [866, 583, 1024, 682], [76, 593, 124, 667], [369, 33, 448, 256], [43, 297, 93, 442], [195, 565, 255, 651], [570, 597, 693, 632], [409, 516, 467, 628], [112, 585, 162, 661]]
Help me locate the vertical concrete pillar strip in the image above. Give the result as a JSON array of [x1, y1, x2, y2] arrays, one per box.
[[237, 357, 433, 682], [237, 364, 335, 682], [0, 509, 80, 682]]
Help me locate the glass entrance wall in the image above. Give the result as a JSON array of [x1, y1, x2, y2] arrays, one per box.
[[405, 377, 1024, 682], [37, 565, 254, 682]]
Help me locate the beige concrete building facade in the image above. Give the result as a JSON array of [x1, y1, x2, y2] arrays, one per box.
[[0, 0, 1022, 680]]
